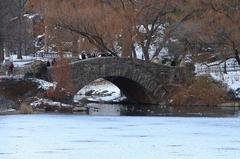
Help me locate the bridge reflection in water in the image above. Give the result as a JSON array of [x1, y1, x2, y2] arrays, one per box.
[[85, 103, 240, 117]]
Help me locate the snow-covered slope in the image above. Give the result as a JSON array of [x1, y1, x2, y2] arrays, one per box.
[[32, 78, 56, 90], [196, 58, 240, 97], [74, 79, 126, 103], [4, 55, 50, 68]]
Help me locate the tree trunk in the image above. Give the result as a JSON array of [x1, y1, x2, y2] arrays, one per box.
[[44, 25, 49, 53], [0, 41, 4, 63], [223, 61, 227, 74], [121, 30, 132, 58], [72, 35, 78, 56], [5, 42, 10, 57], [151, 44, 164, 61], [17, 41, 23, 59], [17, 12, 23, 59], [142, 47, 149, 61], [234, 49, 240, 65], [122, 43, 131, 58], [131, 44, 137, 58]]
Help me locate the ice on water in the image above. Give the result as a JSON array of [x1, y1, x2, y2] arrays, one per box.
[[0, 115, 240, 159]]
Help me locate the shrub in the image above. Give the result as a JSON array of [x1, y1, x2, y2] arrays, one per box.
[[31, 60, 48, 79], [52, 58, 74, 92], [171, 76, 227, 106], [46, 86, 71, 102], [20, 102, 33, 114]]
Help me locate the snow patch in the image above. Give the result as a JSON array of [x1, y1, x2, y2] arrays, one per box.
[[74, 79, 126, 103], [4, 55, 50, 68], [32, 79, 56, 90], [30, 98, 71, 108], [196, 58, 240, 97], [210, 72, 240, 94]]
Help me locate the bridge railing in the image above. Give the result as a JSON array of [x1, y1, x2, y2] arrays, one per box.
[[195, 64, 240, 74], [33, 52, 73, 58]]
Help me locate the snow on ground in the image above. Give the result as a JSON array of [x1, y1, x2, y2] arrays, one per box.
[[24, 13, 40, 19], [30, 78, 125, 105], [30, 98, 72, 108], [3, 55, 51, 68], [210, 71, 240, 98], [0, 76, 56, 91], [74, 79, 126, 103], [210, 72, 240, 91], [0, 75, 24, 81], [195, 58, 239, 74], [0, 108, 16, 113], [196, 58, 240, 96], [32, 78, 56, 90], [32, 78, 126, 103]]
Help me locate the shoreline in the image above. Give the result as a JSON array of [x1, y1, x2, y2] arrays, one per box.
[[1, 103, 240, 116]]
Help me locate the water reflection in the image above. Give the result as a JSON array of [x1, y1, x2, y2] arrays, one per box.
[[86, 103, 240, 117], [87, 104, 120, 116]]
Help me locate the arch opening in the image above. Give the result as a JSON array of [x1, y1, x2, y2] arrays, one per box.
[[105, 76, 154, 104], [73, 78, 126, 103], [73, 77, 155, 104]]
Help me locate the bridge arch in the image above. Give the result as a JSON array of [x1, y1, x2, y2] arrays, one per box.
[[50, 57, 183, 104]]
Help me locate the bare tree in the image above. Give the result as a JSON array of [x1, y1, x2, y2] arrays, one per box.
[[16, 0, 28, 59], [42, 0, 240, 64], [45, 1, 189, 60], [179, 0, 240, 65], [0, 1, 14, 62], [0, 0, 30, 61]]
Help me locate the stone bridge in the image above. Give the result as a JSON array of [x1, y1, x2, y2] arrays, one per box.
[[50, 57, 188, 104]]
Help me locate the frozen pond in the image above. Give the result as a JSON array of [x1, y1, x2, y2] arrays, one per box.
[[0, 113, 240, 159]]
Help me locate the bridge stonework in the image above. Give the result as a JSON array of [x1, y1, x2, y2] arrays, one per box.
[[51, 57, 186, 104]]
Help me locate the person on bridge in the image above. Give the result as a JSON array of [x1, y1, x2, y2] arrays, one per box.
[[8, 62, 14, 76], [81, 53, 86, 60], [52, 58, 56, 66], [46, 61, 51, 67]]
